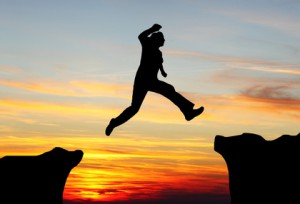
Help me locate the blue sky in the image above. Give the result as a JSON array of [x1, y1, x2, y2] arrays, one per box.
[[1, 0, 299, 92]]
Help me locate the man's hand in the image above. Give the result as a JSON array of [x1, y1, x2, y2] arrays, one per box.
[[161, 71, 167, 78], [152, 24, 162, 31], [159, 65, 167, 78]]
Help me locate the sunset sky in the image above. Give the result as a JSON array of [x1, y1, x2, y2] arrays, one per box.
[[1, 0, 300, 203]]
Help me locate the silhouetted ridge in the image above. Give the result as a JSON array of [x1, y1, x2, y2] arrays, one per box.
[[0, 147, 83, 204], [214, 133, 300, 204]]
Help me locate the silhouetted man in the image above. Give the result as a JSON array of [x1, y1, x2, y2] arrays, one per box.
[[105, 24, 204, 136]]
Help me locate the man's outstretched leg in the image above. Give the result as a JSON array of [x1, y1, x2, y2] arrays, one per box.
[[150, 80, 204, 121], [105, 87, 147, 136]]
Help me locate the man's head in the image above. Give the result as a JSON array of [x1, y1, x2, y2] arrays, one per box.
[[150, 32, 165, 47]]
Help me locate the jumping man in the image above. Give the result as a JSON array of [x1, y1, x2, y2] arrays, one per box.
[[105, 24, 204, 136]]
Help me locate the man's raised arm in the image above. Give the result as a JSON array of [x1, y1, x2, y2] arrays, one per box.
[[138, 24, 162, 42]]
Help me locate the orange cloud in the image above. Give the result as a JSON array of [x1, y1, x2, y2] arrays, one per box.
[[0, 96, 202, 127], [204, 65, 300, 122], [240, 85, 298, 101], [239, 67, 300, 76], [1, 89, 298, 134], [0, 79, 131, 98]]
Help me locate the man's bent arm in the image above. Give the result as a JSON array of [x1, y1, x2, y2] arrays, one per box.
[[159, 65, 167, 78]]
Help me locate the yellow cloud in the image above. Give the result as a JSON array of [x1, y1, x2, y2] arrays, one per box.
[[0, 79, 131, 98], [1, 87, 299, 133], [0, 99, 116, 117]]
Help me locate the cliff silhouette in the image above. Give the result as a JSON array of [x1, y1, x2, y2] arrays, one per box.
[[215, 133, 300, 204], [0, 147, 83, 204]]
